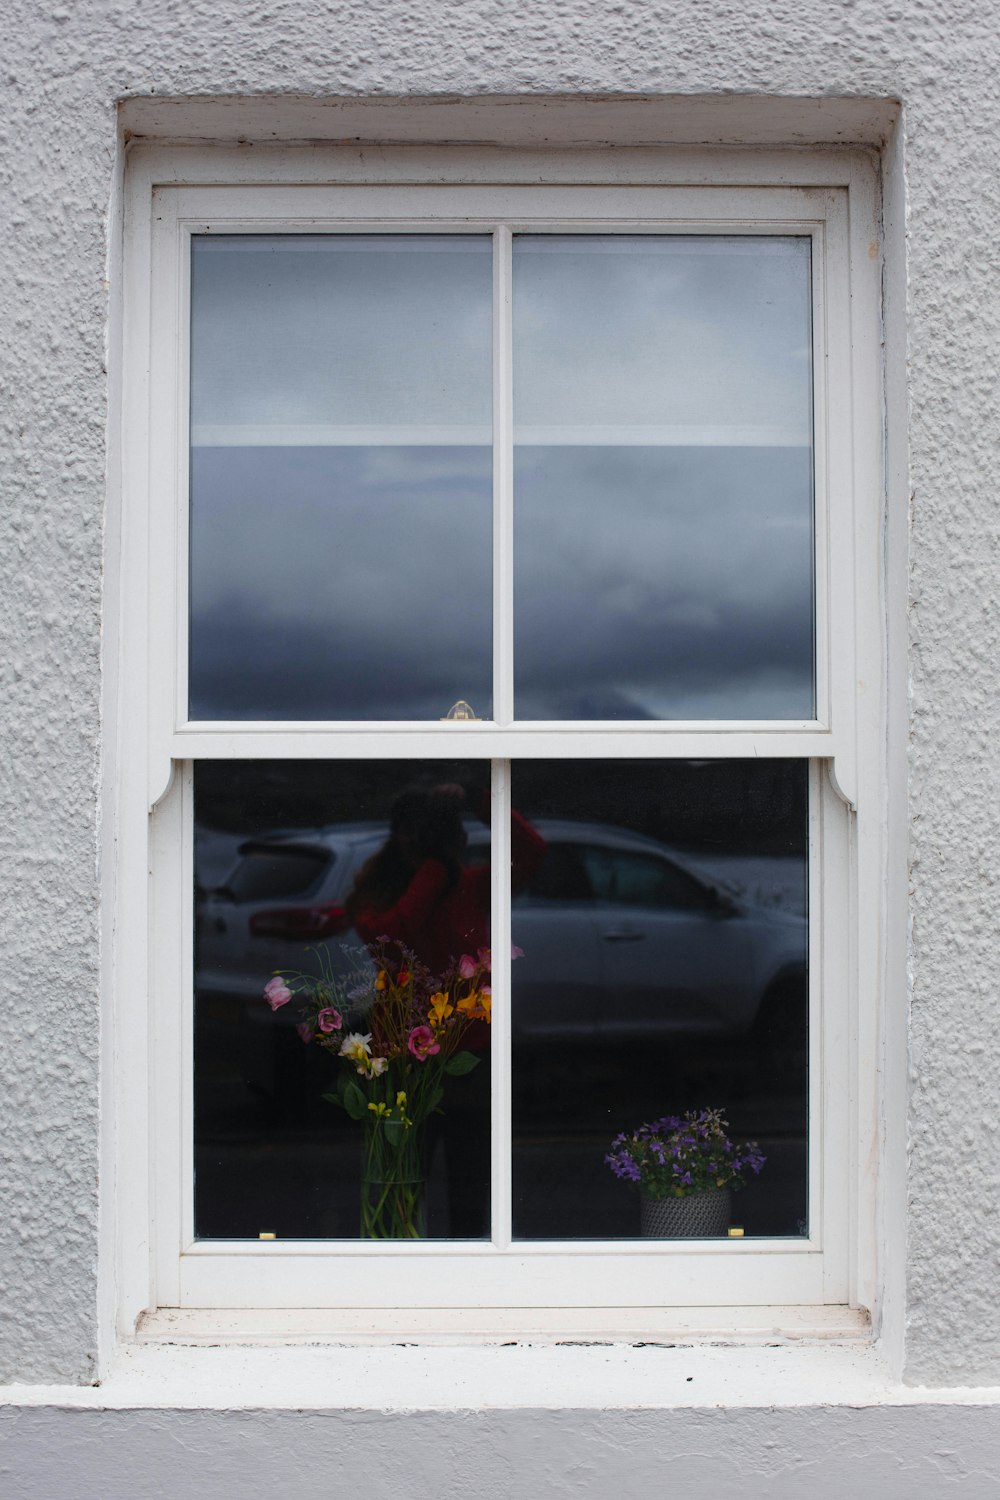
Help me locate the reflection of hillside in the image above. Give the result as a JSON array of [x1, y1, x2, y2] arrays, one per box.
[[683, 854, 807, 915]]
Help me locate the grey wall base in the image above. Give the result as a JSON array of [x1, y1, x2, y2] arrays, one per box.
[[2, 1405, 999, 1499]]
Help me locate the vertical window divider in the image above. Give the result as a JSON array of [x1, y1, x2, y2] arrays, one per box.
[[491, 226, 515, 1245], [490, 757, 513, 1248], [492, 224, 514, 728]]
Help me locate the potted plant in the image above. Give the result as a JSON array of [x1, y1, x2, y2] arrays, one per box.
[[264, 939, 497, 1238], [606, 1109, 765, 1238]]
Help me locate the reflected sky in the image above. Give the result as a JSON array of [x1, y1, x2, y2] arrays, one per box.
[[189, 446, 492, 721], [513, 236, 814, 720], [189, 232, 815, 722], [514, 445, 813, 720], [513, 235, 812, 442], [189, 234, 494, 721], [191, 235, 493, 443]]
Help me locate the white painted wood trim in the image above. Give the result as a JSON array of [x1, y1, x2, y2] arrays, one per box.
[[114, 145, 883, 1334]]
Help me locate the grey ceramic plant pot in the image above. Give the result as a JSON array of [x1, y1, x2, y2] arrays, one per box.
[[640, 1187, 732, 1238]]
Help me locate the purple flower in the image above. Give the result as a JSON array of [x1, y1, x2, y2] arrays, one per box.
[[317, 1006, 343, 1034], [607, 1108, 765, 1196]]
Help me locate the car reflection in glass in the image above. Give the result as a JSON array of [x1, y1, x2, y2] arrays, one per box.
[[196, 818, 806, 1056]]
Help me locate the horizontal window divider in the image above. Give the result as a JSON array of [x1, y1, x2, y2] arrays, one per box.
[[174, 207, 828, 236], [173, 1252, 828, 1310], [173, 721, 832, 734], [166, 727, 836, 760], [183, 1238, 820, 1258]]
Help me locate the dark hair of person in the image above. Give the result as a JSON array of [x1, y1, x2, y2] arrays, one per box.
[[346, 786, 465, 919]]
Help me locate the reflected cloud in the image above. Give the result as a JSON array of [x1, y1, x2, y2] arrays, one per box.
[[513, 236, 812, 440], [191, 235, 492, 437], [190, 446, 492, 720], [514, 445, 814, 720]]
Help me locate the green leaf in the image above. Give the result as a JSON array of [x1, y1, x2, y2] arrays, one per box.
[[341, 1078, 369, 1120], [444, 1051, 480, 1077], [321, 1091, 344, 1108]]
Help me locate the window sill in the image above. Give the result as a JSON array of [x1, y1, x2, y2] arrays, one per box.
[[136, 1304, 869, 1348], [1, 1316, 931, 1414]]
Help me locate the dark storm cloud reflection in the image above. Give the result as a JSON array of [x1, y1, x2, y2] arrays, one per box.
[[189, 445, 492, 721], [514, 445, 815, 720]]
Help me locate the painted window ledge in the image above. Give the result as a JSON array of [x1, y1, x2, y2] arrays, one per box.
[[6, 1334, 1000, 1413]]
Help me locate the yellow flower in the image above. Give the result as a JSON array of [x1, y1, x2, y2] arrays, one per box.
[[428, 992, 454, 1025], [396, 1091, 408, 1109], [367, 1101, 391, 1117], [374, 970, 388, 991], [456, 990, 491, 1022]]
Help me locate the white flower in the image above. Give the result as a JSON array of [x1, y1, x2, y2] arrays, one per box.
[[339, 1032, 372, 1065], [339, 1032, 389, 1077]]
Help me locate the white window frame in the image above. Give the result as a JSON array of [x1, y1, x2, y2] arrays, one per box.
[[114, 144, 883, 1337]]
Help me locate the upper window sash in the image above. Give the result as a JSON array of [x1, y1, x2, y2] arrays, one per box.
[[140, 181, 862, 804]]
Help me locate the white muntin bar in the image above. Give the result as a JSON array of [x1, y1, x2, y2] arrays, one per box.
[[493, 225, 515, 728], [490, 760, 513, 1248]]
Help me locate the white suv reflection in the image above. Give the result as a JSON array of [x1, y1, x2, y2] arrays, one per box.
[[196, 818, 806, 1047]]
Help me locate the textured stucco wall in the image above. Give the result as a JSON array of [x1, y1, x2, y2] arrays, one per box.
[[3, 1404, 1000, 1499], [1, 0, 999, 1402]]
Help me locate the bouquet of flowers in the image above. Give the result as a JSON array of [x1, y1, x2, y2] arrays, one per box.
[[605, 1108, 765, 1201], [263, 938, 497, 1238]]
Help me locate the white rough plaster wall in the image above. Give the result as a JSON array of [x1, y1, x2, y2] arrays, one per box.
[[2, 1405, 1000, 1498], [1, 0, 998, 1398]]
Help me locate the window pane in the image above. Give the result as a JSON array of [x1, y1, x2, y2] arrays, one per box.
[[511, 761, 808, 1239], [194, 761, 491, 1239], [513, 236, 814, 719], [189, 236, 493, 720]]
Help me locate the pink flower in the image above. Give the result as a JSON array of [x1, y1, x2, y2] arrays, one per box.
[[458, 953, 478, 979], [295, 1021, 313, 1044], [264, 976, 293, 1011], [476, 946, 492, 971], [407, 1025, 440, 1061], [317, 1007, 343, 1033], [511, 944, 524, 960]]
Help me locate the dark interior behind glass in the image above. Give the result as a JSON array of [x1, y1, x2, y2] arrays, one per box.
[[510, 759, 808, 1239], [194, 760, 491, 1239]]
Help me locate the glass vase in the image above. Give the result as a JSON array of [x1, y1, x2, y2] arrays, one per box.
[[360, 1116, 427, 1239]]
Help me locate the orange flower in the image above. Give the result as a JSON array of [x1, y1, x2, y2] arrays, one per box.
[[374, 970, 388, 991]]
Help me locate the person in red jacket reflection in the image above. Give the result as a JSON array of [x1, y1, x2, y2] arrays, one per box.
[[348, 782, 544, 973], [346, 781, 545, 1236]]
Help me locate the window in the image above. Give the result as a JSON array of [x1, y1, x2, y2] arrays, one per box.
[[119, 146, 882, 1328]]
